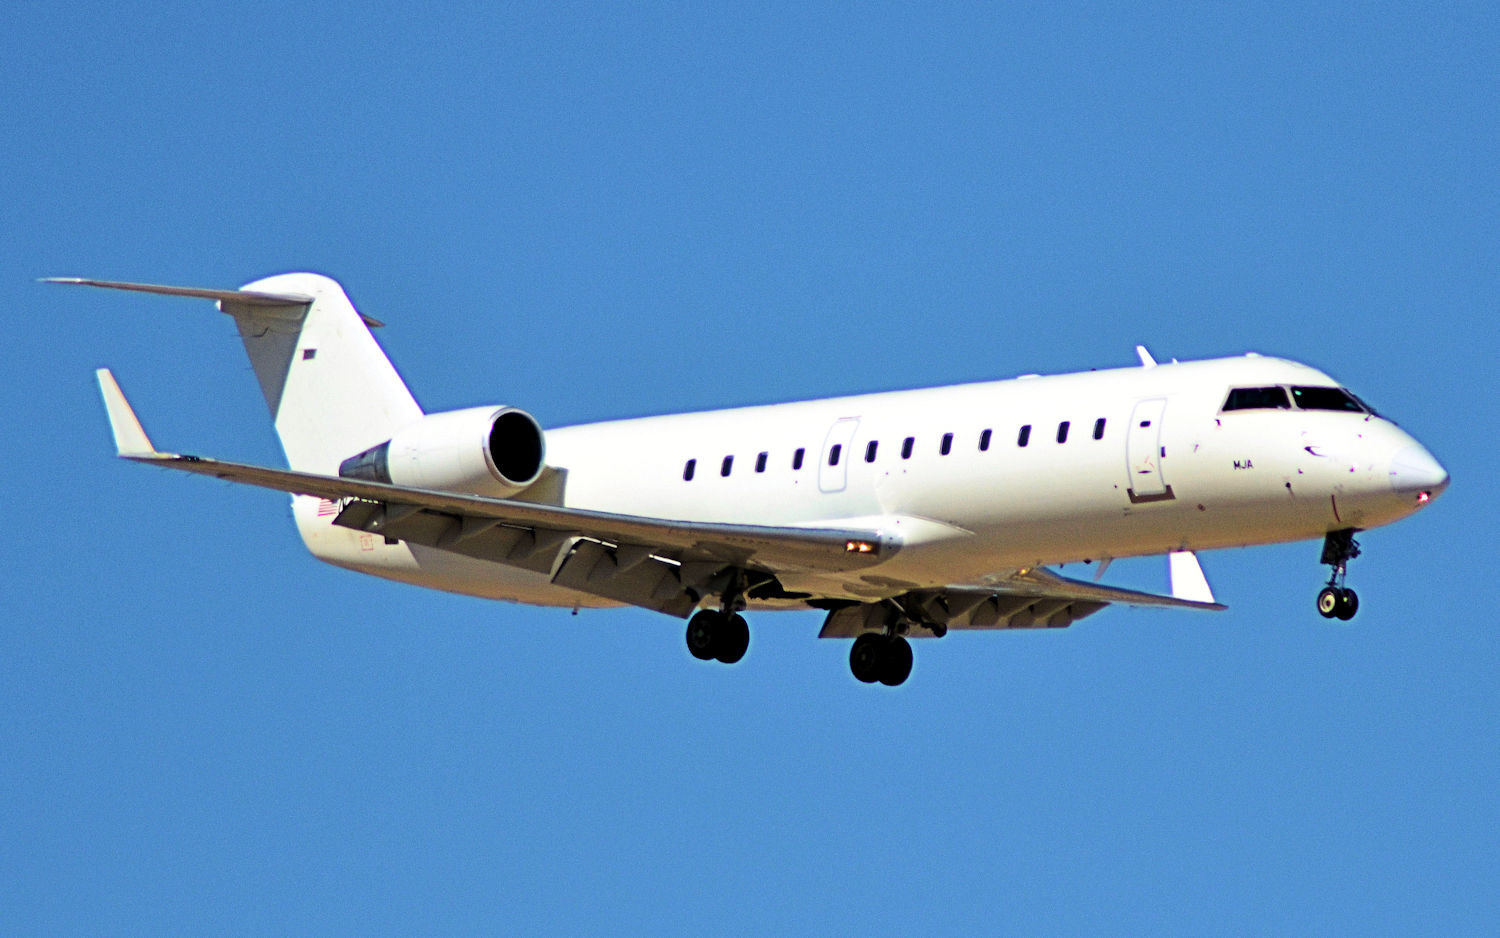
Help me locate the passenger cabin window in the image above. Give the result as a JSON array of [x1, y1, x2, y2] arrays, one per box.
[[683, 459, 696, 481], [1057, 421, 1070, 443], [1223, 386, 1291, 411], [828, 444, 842, 466], [755, 452, 768, 473], [792, 448, 805, 470], [979, 429, 992, 451], [720, 455, 733, 477], [1292, 386, 1365, 412], [1018, 424, 1031, 447], [901, 437, 914, 459], [865, 440, 878, 462], [940, 433, 953, 455], [1093, 418, 1106, 440]]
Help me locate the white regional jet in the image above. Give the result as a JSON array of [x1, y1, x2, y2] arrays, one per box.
[[58, 273, 1450, 686]]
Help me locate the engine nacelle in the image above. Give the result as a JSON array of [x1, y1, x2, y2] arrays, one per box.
[[338, 405, 546, 497]]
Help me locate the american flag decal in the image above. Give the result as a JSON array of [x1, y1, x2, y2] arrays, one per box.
[[316, 498, 340, 517]]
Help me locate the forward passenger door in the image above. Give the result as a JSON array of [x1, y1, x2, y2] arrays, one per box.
[[1126, 399, 1173, 502]]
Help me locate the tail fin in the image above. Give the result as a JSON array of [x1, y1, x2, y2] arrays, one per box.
[[228, 273, 422, 473], [51, 273, 423, 473]]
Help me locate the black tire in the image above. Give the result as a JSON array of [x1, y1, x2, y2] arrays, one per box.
[[686, 610, 720, 660], [849, 633, 883, 683], [878, 637, 913, 687], [1317, 586, 1340, 619], [1335, 588, 1359, 621], [715, 613, 750, 664]]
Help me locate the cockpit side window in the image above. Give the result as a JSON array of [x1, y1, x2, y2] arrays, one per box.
[[1223, 386, 1291, 411], [1291, 386, 1365, 412], [1347, 391, 1381, 418]]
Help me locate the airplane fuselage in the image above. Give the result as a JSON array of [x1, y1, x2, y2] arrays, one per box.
[[294, 352, 1445, 608]]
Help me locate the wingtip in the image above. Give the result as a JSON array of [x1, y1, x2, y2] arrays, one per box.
[[95, 368, 158, 456], [1168, 550, 1218, 605]]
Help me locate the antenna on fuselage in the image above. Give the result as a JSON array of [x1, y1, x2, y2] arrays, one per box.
[[1135, 345, 1157, 368]]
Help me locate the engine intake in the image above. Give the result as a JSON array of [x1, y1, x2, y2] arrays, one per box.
[[339, 405, 546, 497]]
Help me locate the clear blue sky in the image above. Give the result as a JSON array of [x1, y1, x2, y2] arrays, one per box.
[[4, 2, 1495, 933]]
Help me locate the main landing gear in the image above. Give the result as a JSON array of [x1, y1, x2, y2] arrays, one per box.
[[849, 632, 914, 687], [1317, 528, 1362, 621], [685, 569, 751, 665], [685, 609, 750, 664]]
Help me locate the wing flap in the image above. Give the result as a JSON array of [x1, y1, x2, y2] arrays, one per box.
[[817, 565, 1224, 638], [1003, 566, 1226, 611], [819, 594, 1110, 638], [333, 499, 579, 575], [550, 540, 700, 617]]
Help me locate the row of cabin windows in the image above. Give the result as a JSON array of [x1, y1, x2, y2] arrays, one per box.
[[681, 417, 1110, 481]]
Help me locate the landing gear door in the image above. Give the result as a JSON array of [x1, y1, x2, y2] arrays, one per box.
[[1126, 398, 1173, 502], [819, 417, 860, 493]]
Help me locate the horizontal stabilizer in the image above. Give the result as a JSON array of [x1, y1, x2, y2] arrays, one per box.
[[95, 368, 156, 456], [43, 277, 384, 327], [45, 277, 312, 307]]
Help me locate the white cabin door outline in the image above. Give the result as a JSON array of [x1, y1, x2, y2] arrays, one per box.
[[819, 417, 860, 493], [1126, 398, 1174, 503]]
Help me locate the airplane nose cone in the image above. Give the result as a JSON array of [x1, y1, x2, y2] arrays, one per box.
[[1389, 445, 1450, 500]]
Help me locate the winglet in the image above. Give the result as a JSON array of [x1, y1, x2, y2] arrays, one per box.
[[1168, 550, 1216, 605], [95, 368, 157, 456]]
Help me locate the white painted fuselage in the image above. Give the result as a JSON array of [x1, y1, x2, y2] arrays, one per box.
[[294, 353, 1447, 608]]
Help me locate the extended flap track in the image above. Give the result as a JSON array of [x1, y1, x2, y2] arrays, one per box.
[[818, 592, 1108, 638], [333, 499, 715, 617]]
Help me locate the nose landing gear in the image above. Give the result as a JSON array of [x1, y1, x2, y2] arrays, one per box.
[[1317, 528, 1362, 620]]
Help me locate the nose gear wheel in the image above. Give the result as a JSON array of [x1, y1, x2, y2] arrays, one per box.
[[1317, 529, 1362, 620], [1317, 585, 1358, 620]]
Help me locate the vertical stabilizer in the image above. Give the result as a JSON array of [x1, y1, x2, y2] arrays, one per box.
[[225, 273, 423, 474]]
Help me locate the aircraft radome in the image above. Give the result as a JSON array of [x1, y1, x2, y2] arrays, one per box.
[[56, 273, 1450, 686]]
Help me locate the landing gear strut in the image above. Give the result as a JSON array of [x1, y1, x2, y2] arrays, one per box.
[[1317, 528, 1361, 621], [849, 632, 914, 686]]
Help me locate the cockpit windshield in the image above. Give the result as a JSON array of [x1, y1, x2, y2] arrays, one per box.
[[1222, 385, 1371, 414], [1223, 386, 1291, 411], [1290, 386, 1365, 412]]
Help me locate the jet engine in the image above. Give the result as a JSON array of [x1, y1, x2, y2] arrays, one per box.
[[338, 405, 546, 497]]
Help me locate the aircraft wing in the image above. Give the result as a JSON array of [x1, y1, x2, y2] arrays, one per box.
[[96, 369, 892, 618], [818, 563, 1225, 637]]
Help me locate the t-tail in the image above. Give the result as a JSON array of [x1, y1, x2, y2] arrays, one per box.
[[50, 273, 423, 473]]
